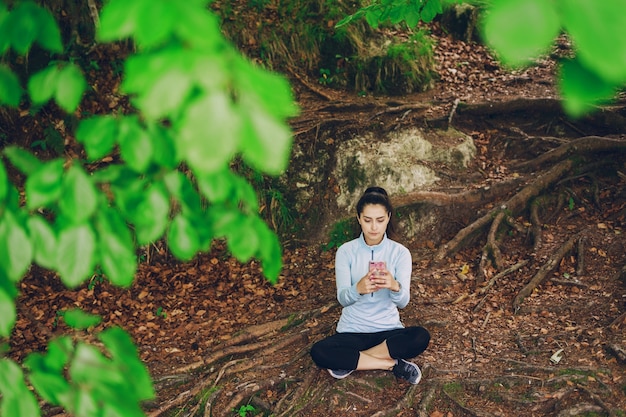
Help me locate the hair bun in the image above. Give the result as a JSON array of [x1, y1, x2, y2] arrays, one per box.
[[364, 186, 388, 196]]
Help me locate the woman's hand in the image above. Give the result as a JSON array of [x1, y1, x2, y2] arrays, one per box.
[[370, 269, 400, 292], [357, 269, 399, 295]]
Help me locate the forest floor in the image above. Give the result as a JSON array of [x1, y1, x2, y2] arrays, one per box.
[[8, 22, 626, 417]]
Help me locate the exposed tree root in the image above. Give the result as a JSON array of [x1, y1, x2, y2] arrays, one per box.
[[514, 136, 626, 172], [393, 178, 523, 209], [477, 211, 506, 284], [435, 158, 575, 262], [368, 384, 419, 417], [147, 303, 338, 417], [512, 233, 580, 311]]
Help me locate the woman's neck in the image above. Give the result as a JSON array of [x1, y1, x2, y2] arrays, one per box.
[[364, 234, 384, 246]]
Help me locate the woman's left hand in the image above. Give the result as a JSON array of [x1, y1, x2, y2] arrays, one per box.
[[370, 269, 400, 292]]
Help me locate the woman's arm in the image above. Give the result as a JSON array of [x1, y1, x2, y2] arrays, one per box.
[[389, 246, 411, 308], [335, 245, 361, 307]]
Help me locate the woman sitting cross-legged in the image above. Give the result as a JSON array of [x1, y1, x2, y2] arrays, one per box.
[[310, 186, 431, 384]]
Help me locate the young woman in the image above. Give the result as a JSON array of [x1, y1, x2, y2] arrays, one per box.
[[310, 187, 430, 384]]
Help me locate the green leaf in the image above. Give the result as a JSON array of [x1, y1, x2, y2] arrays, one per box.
[[149, 124, 178, 169], [234, 62, 296, 175], [59, 164, 98, 223], [365, 9, 382, 29], [99, 327, 154, 400], [0, 210, 33, 282], [26, 370, 71, 406], [75, 115, 119, 161], [56, 223, 96, 288], [0, 3, 10, 54], [98, 218, 137, 288], [0, 285, 16, 337], [74, 388, 99, 417], [405, 3, 421, 27], [559, 58, 618, 117], [118, 116, 153, 172], [0, 65, 22, 107], [254, 218, 282, 283], [135, 0, 176, 48], [226, 214, 258, 263], [421, 0, 444, 23], [34, 5, 63, 53], [133, 182, 170, 245], [62, 308, 102, 329], [196, 169, 236, 204], [561, 0, 626, 84], [481, 0, 560, 67], [0, 359, 40, 417], [177, 92, 240, 175], [5, 2, 38, 55], [235, 59, 298, 120], [139, 63, 192, 120], [55, 64, 86, 113], [3, 146, 43, 175], [24, 336, 73, 373], [240, 104, 293, 175], [164, 171, 202, 214], [167, 213, 200, 260], [70, 343, 123, 387], [25, 158, 64, 210], [27, 215, 57, 270], [27, 64, 60, 105], [172, 1, 223, 49], [97, 0, 141, 42]]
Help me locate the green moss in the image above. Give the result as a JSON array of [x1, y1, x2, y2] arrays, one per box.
[[323, 218, 357, 251]]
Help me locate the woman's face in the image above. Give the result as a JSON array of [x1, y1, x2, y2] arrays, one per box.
[[357, 204, 390, 246]]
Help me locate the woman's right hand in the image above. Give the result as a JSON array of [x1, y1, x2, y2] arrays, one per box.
[[357, 270, 378, 295]]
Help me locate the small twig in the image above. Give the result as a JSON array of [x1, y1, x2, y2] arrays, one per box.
[[480, 311, 491, 331], [471, 337, 478, 361], [447, 98, 460, 128], [609, 312, 626, 329], [529, 200, 543, 250], [551, 279, 588, 288], [346, 391, 373, 403], [87, 0, 100, 29], [576, 235, 586, 276], [478, 260, 529, 296], [213, 359, 243, 387]]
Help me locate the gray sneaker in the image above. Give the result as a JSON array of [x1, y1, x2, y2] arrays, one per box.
[[392, 359, 422, 384], [328, 369, 354, 379]]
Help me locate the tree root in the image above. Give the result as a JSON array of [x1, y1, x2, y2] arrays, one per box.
[[146, 303, 338, 417], [393, 178, 523, 209], [477, 211, 506, 284], [513, 136, 626, 172], [366, 384, 419, 417], [435, 158, 574, 262], [512, 233, 580, 311]]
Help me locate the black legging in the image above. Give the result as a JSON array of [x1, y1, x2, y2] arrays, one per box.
[[310, 326, 430, 370]]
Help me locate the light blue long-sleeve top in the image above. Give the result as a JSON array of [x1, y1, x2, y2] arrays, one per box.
[[335, 233, 412, 333]]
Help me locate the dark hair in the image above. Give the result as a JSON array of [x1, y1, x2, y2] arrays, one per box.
[[356, 186, 398, 239]]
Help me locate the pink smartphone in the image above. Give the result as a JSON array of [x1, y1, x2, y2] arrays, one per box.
[[369, 261, 386, 275], [369, 261, 386, 296]]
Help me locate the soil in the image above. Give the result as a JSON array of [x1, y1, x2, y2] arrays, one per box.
[[7, 21, 626, 417]]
